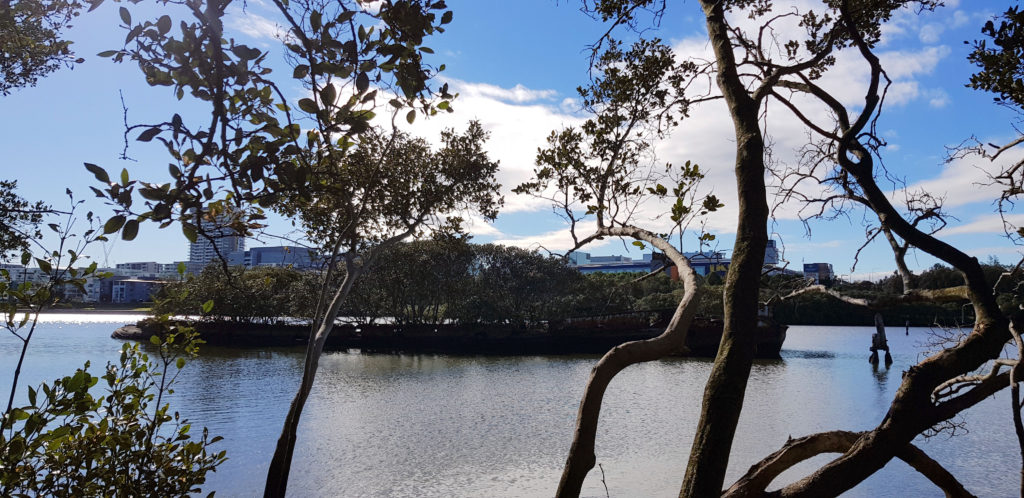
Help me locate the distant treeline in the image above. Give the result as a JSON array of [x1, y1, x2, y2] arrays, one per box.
[[765, 262, 1019, 327], [154, 237, 686, 327], [154, 238, 1021, 328]]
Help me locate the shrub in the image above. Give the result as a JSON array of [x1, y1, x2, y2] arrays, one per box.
[[0, 325, 226, 497]]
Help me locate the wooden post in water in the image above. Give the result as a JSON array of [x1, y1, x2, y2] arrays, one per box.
[[869, 313, 893, 366]]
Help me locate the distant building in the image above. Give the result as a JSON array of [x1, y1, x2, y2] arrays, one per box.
[[568, 251, 591, 266], [227, 246, 319, 269], [803, 262, 834, 284], [111, 277, 164, 303], [188, 217, 245, 271], [569, 251, 656, 274], [684, 251, 730, 277], [115, 261, 161, 273], [570, 241, 778, 280], [764, 240, 779, 266]]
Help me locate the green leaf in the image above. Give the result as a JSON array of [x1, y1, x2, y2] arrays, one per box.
[[177, 262, 186, 275], [297, 98, 318, 114], [150, 334, 162, 345], [97, 50, 119, 57], [406, 110, 416, 124], [121, 219, 139, 241], [182, 222, 198, 243], [632, 241, 645, 248], [231, 45, 261, 60], [157, 15, 171, 35], [293, 65, 310, 79], [36, 258, 52, 274], [120, 168, 129, 185], [441, 11, 453, 24], [176, 357, 186, 369], [119, 6, 131, 25], [336, 10, 355, 23], [356, 72, 369, 93], [84, 163, 110, 183], [310, 11, 322, 31], [202, 300, 214, 314], [320, 83, 337, 105], [104, 215, 126, 234], [137, 127, 161, 142]]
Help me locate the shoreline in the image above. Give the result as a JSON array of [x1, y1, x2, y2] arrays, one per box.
[[39, 308, 152, 315], [112, 317, 788, 358]]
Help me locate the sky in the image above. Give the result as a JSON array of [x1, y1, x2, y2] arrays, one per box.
[[1, 0, 1021, 281]]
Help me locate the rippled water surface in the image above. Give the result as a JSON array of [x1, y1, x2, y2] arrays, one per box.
[[0, 314, 1015, 497]]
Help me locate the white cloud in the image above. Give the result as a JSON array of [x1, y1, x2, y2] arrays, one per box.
[[807, 45, 949, 108], [459, 82, 557, 104], [942, 214, 1020, 236], [900, 142, 1024, 210], [923, 88, 950, 108], [879, 46, 949, 80], [491, 221, 615, 253], [366, 4, 981, 256], [918, 23, 944, 44], [227, 11, 288, 41], [463, 214, 502, 238], [384, 79, 584, 215], [950, 10, 970, 28]]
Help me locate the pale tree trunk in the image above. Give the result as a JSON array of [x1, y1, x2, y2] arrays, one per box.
[[555, 225, 703, 497], [724, 431, 975, 497], [264, 265, 362, 497], [679, 2, 770, 496]]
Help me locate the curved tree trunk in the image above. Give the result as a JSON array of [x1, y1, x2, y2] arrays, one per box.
[[679, 2, 770, 496], [724, 430, 975, 498], [555, 225, 704, 497], [264, 268, 360, 497]]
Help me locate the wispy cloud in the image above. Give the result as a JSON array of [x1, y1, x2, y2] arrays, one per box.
[[459, 82, 558, 104], [227, 10, 288, 42], [942, 214, 1020, 236]]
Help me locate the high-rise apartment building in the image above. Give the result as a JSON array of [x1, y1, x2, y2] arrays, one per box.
[[187, 218, 245, 270]]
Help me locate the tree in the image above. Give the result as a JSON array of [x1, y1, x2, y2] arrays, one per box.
[[0, 180, 49, 259], [516, 36, 723, 495], [1, 325, 225, 496], [85, 3, 501, 494], [460, 243, 583, 326], [0, 0, 98, 95], [537, 1, 1024, 497], [153, 265, 322, 324]]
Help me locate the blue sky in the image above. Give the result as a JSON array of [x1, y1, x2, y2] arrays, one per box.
[[1, 0, 1020, 280]]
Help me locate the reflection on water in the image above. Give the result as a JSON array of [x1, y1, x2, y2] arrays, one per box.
[[0, 318, 1016, 497], [782, 350, 836, 359]]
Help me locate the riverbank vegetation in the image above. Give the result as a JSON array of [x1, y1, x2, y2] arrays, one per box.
[[152, 236, 1021, 330], [0, 200, 224, 495]]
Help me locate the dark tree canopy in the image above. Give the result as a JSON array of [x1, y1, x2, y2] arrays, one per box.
[[969, 5, 1024, 111], [0, 0, 98, 95], [0, 180, 49, 259]]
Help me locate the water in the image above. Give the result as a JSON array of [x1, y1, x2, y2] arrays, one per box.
[[0, 314, 1016, 497]]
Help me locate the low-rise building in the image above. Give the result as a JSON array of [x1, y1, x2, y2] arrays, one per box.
[[227, 246, 319, 269], [111, 277, 165, 303], [803, 262, 834, 284]]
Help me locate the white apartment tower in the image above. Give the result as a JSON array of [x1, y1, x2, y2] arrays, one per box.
[[188, 218, 245, 269]]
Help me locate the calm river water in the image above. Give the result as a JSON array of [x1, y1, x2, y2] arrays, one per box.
[[0, 314, 1017, 497]]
